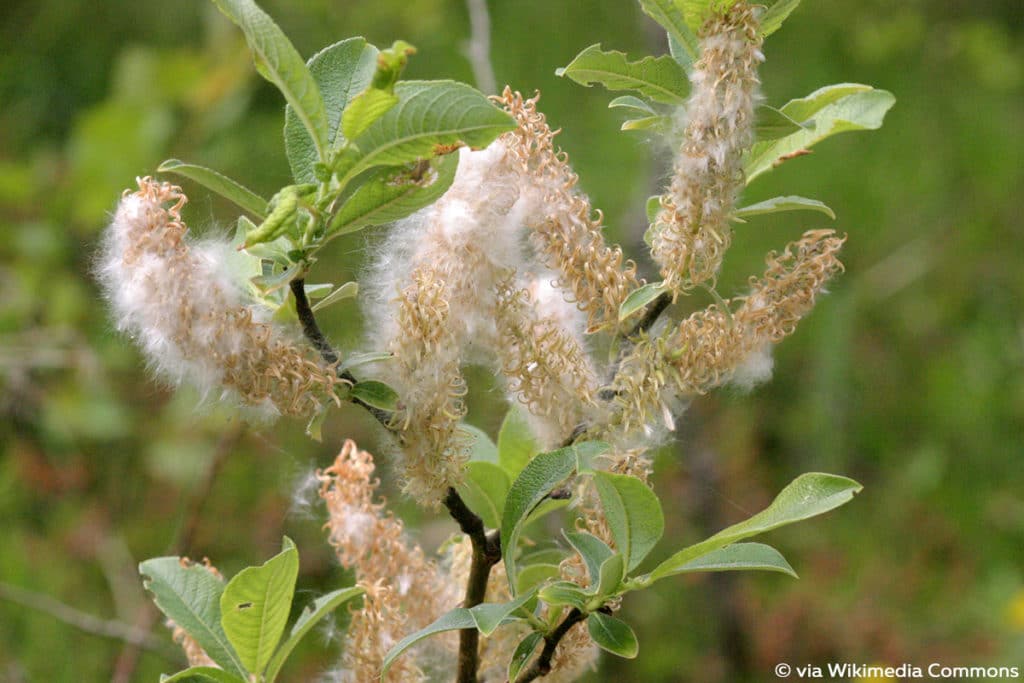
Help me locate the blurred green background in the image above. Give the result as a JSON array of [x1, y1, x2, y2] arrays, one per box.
[[1, 0, 1022, 681]]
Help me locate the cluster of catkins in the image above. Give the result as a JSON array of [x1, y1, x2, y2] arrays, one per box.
[[102, 3, 846, 680]]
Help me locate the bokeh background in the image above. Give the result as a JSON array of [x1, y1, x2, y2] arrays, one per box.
[[1, 0, 1022, 681]]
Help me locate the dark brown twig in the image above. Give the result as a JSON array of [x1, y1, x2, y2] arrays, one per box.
[[444, 488, 502, 683], [514, 608, 589, 683], [290, 278, 395, 429]]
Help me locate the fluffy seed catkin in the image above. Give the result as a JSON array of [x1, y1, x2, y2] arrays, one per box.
[[651, 3, 764, 292], [98, 177, 340, 418]]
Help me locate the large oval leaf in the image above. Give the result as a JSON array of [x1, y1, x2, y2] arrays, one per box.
[[219, 538, 299, 674], [501, 442, 608, 591], [139, 558, 246, 678], [157, 159, 268, 219], [587, 611, 638, 659], [640, 542, 797, 584], [646, 473, 861, 583], [458, 460, 511, 529], [593, 472, 664, 572], [557, 44, 689, 104], [341, 80, 515, 183], [211, 0, 328, 161], [284, 38, 378, 183], [327, 152, 458, 236], [745, 84, 895, 183]]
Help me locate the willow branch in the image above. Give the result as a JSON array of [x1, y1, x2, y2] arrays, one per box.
[[290, 278, 395, 430], [444, 488, 501, 683], [514, 607, 589, 683]]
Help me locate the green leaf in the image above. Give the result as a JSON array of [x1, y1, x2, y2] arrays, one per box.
[[461, 424, 499, 463], [157, 159, 268, 219], [621, 115, 671, 132], [341, 80, 515, 183], [284, 38, 378, 183], [211, 0, 328, 161], [593, 472, 664, 572], [342, 89, 400, 141], [264, 586, 364, 682], [338, 350, 392, 373], [648, 473, 862, 583], [556, 44, 689, 104], [745, 84, 896, 183], [381, 591, 536, 676], [564, 531, 614, 585], [469, 590, 537, 636], [507, 632, 543, 682], [638, 0, 700, 68], [381, 608, 475, 677], [595, 553, 626, 597], [349, 381, 399, 411], [516, 563, 562, 595], [497, 404, 540, 477], [311, 281, 359, 312], [327, 152, 458, 236], [458, 461, 510, 528], [502, 444, 593, 591], [734, 195, 835, 220], [755, 105, 811, 141], [760, 0, 802, 37], [608, 96, 656, 115], [618, 282, 669, 322], [220, 537, 299, 674], [637, 543, 796, 586], [159, 667, 247, 683], [139, 558, 246, 678], [646, 195, 662, 224], [587, 612, 639, 659], [539, 581, 588, 609]]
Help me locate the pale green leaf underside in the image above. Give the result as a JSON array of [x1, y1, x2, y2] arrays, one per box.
[[219, 539, 299, 674], [596, 552, 627, 597], [508, 632, 543, 682], [263, 586, 364, 682], [285, 38, 378, 183], [557, 44, 689, 104], [343, 80, 515, 182], [139, 558, 246, 678], [734, 195, 835, 220], [648, 473, 861, 583], [564, 531, 614, 585], [158, 159, 268, 219], [311, 281, 359, 312], [382, 592, 534, 676], [212, 0, 328, 161], [745, 84, 895, 182], [644, 542, 797, 582], [619, 282, 669, 322]]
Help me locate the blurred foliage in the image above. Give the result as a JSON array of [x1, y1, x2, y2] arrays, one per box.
[[0, 0, 1021, 681]]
